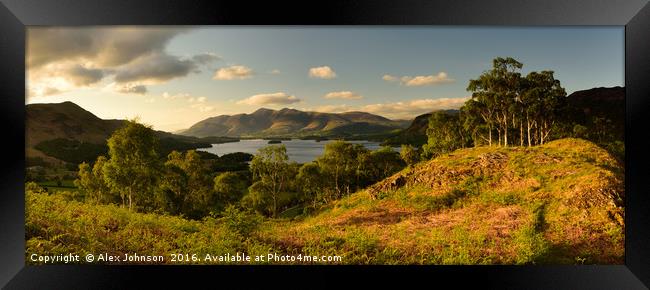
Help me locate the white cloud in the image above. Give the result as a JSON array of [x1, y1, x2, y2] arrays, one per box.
[[213, 65, 254, 80], [304, 104, 355, 113], [360, 97, 468, 119], [161, 92, 209, 104], [115, 83, 147, 95], [28, 86, 64, 99], [161, 92, 214, 112], [382, 74, 398, 82], [305, 97, 469, 119], [190, 103, 214, 112], [383, 72, 454, 86], [43, 87, 63, 96], [270, 69, 281, 75], [162, 92, 190, 99], [237, 92, 301, 106], [309, 66, 337, 79], [323, 91, 363, 100]]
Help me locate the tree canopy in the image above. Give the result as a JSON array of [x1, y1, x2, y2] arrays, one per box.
[[102, 119, 161, 210]]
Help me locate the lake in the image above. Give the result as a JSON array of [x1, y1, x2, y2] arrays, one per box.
[[198, 139, 399, 163]]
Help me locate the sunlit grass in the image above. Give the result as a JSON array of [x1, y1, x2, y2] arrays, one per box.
[[26, 138, 624, 265]]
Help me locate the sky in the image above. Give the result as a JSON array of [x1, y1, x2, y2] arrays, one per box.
[[26, 26, 624, 132]]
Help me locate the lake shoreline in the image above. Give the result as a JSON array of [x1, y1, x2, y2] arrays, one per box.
[[198, 139, 400, 163]]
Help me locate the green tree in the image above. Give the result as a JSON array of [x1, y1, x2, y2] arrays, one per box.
[[220, 205, 263, 238], [422, 111, 466, 159], [400, 144, 420, 167], [360, 147, 404, 183], [75, 156, 113, 204], [296, 162, 325, 209], [591, 117, 616, 144], [241, 181, 272, 215], [156, 162, 188, 215], [464, 57, 567, 147], [461, 99, 492, 146], [214, 172, 249, 209], [248, 145, 294, 217], [467, 57, 523, 146], [316, 140, 368, 197], [521, 71, 567, 145], [102, 119, 161, 211], [163, 150, 214, 219]]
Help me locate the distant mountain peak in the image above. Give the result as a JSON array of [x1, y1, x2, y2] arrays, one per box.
[[181, 107, 408, 137], [253, 108, 274, 113]]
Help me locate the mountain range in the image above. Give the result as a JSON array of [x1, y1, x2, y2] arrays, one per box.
[[179, 108, 410, 138]]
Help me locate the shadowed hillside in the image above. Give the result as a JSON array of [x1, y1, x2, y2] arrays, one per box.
[[383, 110, 459, 146], [26, 102, 233, 166]]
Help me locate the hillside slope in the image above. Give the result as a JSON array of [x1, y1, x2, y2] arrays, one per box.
[[566, 86, 625, 141], [25, 138, 624, 264], [382, 109, 460, 146], [262, 138, 624, 264], [181, 108, 407, 137], [26, 102, 221, 165]]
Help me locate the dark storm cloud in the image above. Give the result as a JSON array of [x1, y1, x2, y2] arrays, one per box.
[[27, 27, 219, 96], [65, 65, 105, 86], [113, 53, 198, 84], [27, 27, 188, 68], [192, 53, 221, 65], [114, 52, 221, 84]]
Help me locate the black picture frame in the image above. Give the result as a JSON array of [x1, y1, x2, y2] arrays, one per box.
[[1, 0, 649, 288]]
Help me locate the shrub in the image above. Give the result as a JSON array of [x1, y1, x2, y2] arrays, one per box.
[[220, 205, 263, 238]]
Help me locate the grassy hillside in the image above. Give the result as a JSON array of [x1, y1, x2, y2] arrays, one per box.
[[25, 138, 624, 264], [260, 138, 624, 264]]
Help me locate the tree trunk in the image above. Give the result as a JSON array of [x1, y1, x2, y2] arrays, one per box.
[[497, 128, 501, 147], [527, 120, 532, 147], [128, 189, 133, 211], [272, 194, 277, 218], [334, 165, 340, 197], [503, 114, 508, 147], [488, 124, 492, 146], [519, 121, 523, 147]]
